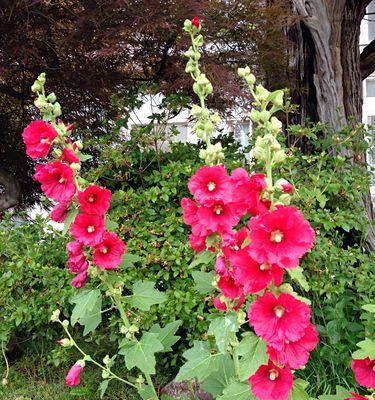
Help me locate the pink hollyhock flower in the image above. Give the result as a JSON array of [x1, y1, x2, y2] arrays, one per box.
[[213, 297, 227, 311], [345, 393, 369, 400], [188, 165, 231, 205], [93, 232, 126, 269], [215, 256, 229, 277], [71, 271, 88, 288], [22, 120, 58, 159], [34, 161, 76, 202], [248, 292, 311, 347], [218, 274, 243, 300], [50, 202, 70, 223], [70, 213, 106, 246], [189, 233, 207, 252], [181, 198, 199, 225], [268, 323, 319, 369], [232, 253, 284, 294], [197, 200, 240, 233], [249, 361, 293, 400], [78, 185, 112, 215], [61, 147, 80, 164], [222, 227, 251, 262], [230, 168, 268, 217], [352, 358, 375, 389], [248, 205, 315, 268], [191, 16, 200, 27], [66, 362, 84, 387], [67, 241, 88, 273]]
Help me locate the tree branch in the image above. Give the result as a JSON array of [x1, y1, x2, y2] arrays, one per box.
[[0, 83, 31, 100], [361, 39, 375, 80]]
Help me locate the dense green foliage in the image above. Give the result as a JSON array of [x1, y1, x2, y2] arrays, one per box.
[[0, 121, 374, 398]]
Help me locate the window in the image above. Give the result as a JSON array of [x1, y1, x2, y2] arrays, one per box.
[[366, 79, 375, 97], [368, 1, 375, 41]]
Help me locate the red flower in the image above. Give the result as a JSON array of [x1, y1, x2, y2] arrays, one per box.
[[34, 161, 76, 203], [188, 165, 231, 205], [230, 168, 268, 217], [22, 120, 58, 159], [248, 292, 311, 348], [66, 362, 84, 387], [78, 185, 112, 216], [345, 393, 369, 400], [248, 205, 315, 268], [218, 274, 243, 300], [93, 232, 126, 269], [352, 358, 375, 389], [191, 16, 200, 28], [50, 202, 70, 223], [213, 296, 227, 311], [268, 324, 319, 369], [70, 213, 106, 246], [249, 361, 293, 400], [232, 253, 284, 294], [181, 198, 199, 225], [71, 271, 88, 288], [197, 200, 240, 234], [189, 233, 207, 252], [67, 241, 88, 273], [61, 147, 80, 164]]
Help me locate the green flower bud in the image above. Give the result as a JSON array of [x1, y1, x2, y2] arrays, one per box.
[[77, 359, 86, 368], [194, 34, 204, 47], [245, 73, 256, 86], [211, 112, 220, 123], [278, 193, 292, 204], [129, 324, 139, 333], [197, 74, 210, 86], [256, 84, 270, 101], [37, 72, 46, 85], [273, 149, 286, 163], [102, 370, 110, 379], [183, 19, 192, 30], [237, 67, 247, 78], [2, 378, 8, 386], [271, 140, 281, 151], [279, 283, 293, 293], [31, 81, 42, 93], [193, 82, 201, 95], [51, 309, 60, 322], [205, 82, 213, 95], [34, 97, 47, 109], [103, 355, 111, 365], [259, 110, 271, 122], [270, 116, 282, 133], [184, 50, 195, 58], [62, 319, 69, 328], [269, 90, 284, 108], [191, 104, 202, 116], [75, 140, 83, 150], [70, 163, 81, 171], [249, 109, 261, 123], [252, 147, 265, 160], [47, 93, 57, 103], [58, 338, 73, 348], [53, 102, 62, 117]]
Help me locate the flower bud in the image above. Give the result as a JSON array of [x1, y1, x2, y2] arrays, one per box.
[[58, 338, 73, 348], [34, 97, 47, 109], [103, 355, 111, 365], [256, 84, 270, 101], [250, 109, 261, 123], [102, 370, 110, 379], [191, 104, 202, 116], [245, 73, 256, 86], [70, 163, 81, 171], [237, 67, 247, 78], [273, 149, 286, 164], [270, 116, 282, 133], [129, 324, 139, 333], [136, 375, 145, 384], [51, 309, 61, 322], [183, 19, 192, 30], [62, 319, 69, 328], [2, 378, 8, 386], [47, 93, 57, 103], [271, 140, 281, 151], [31, 81, 42, 93], [75, 140, 83, 150], [211, 112, 220, 123], [194, 34, 204, 47], [37, 73, 46, 84], [53, 102, 62, 117], [259, 110, 271, 122]]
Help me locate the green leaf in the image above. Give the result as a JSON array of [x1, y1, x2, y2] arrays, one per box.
[[362, 304, 375, 313], [208, 313, 238, 353], [192, 271, 215, 294], [318, 386, 351, 400], [105, 218, 119, 231], [137, 384, 156, 400], [99, 380, 109, 399], [288, 379, 309, 400], [120, 253, 142, 268], [235, 332, 268, 381], [149, 320, 182, 352], [287, 267, 310, 291], [119, 332, 163, 375], [189, 250, 216, 269], [175, 341, 221, 382], [352, 338, 375, 359], [77, 152, 93, 162], [201, 354, 235, 396], [70, 289, 102, 335], [129, 281, 167, 311], [217, 381, 255, 400], [63, 209, 78, 235]]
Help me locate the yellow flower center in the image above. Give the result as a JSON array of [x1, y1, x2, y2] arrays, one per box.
[[269, 369, 279, 381], [40, 138, 50, 144], [213, 205, 223, 215], [87, 225, 95, 233], [260, 263, 271, 271], [270, 229, 284, 243], [273, 305, 285, 318], [58, 177, 66, 184], [207, 181, 216, 191], [101, 247, 108, 254], [88, 194, 95, 203]]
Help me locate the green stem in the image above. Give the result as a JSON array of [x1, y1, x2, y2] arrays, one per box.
[[1, 341, 9, 381], [145, 372, 159, 400], [60, 321, 137, 389]]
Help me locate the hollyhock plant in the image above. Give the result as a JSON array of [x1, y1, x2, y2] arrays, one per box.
[[197, 200, 240, 234], [70, 213, 106, 246], [267, 323, 319, 369], [61, 147, 80, 164], [352, 358, 375, 389], [249, 360, 293, 400], [34, 161, 76, 202], [66, 361, 84, 387], [93, 232, 126, 269], [71, 270, 88, 288], [248, 205, 315, 268], [50, 202, 70, 223], [67, 241, 88, 273], [248, 292, 311, 347], [78, 185, 112, 215], [188, 165, 231, 205], [22, 120, 58, 159], [231, 253, 284, 294]]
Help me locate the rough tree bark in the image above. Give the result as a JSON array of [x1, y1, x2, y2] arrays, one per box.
[[290, 0, 375, 250], [0, 168, 21, 214]]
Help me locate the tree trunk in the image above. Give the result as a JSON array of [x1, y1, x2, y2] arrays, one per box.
[[0, 168, 21, 214], [290, 0, 375, 250]]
